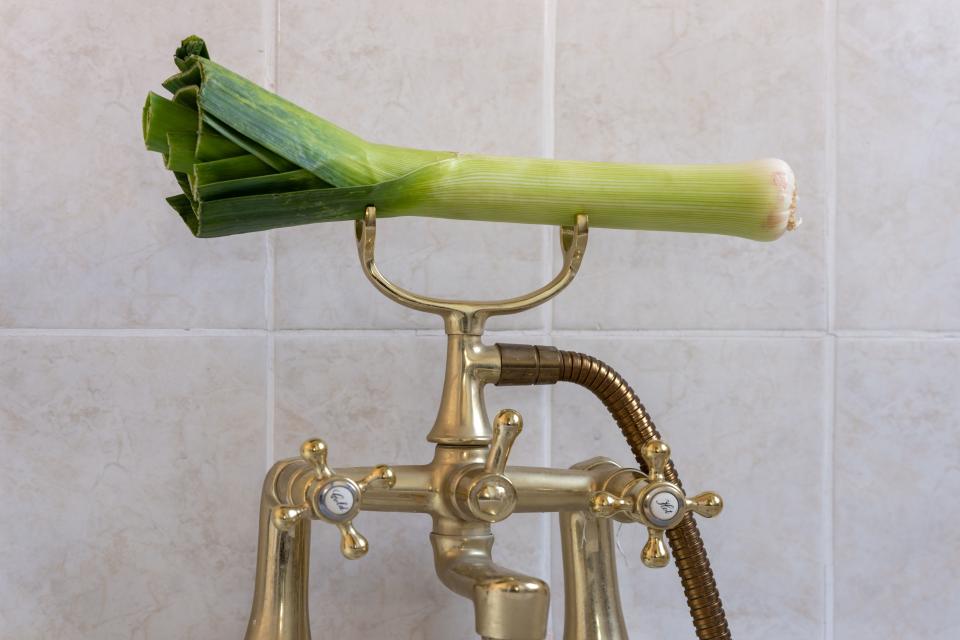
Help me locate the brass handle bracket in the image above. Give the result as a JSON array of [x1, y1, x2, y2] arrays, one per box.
[[356, 206, 589, 335]]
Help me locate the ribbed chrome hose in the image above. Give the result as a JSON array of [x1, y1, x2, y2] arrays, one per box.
[[497, 344, 732, 640]]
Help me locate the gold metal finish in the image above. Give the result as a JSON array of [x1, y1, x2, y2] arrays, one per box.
[[589, 491, 632, 518], [561, 458, 629, 640], [432, 533, 550, 640], [356, 206, 587, 445], [431, 334, 501, 445], [276, 438, 394, 562], [454, 409, 524, 523], [355, 206, 588, 337], [642, 528, 670, 569], [588, 439, 722, 569], [687, 491, 724, 518], [485, 410, 523, 474], [641, 440, 670, 482], [246, 421, 724, 637], [244, 439, 634, 640], [242, 210, 731, 640]]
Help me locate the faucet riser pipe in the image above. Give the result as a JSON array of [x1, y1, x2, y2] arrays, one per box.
[[560, 511, 629, 640], [245, 473, 313, 640]]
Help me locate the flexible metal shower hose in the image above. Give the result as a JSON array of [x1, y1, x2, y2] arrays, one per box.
[[497, 344, 732, 640]]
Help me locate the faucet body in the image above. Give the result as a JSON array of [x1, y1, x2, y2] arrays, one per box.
[[244, 208, 725, 639], [244, 433, 631, 640]]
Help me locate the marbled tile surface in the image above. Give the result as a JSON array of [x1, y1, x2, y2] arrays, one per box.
[[549, 337, 826, 639], [274, 333, 552, 639], [0, 1, 268, 328], [835, 339, 960, 639], [273, 0, 549, 331], [2, 1, 959, 638], [552, 0, 826, 330], [836, 1, 960, 330], [0, 337, 266, 639]]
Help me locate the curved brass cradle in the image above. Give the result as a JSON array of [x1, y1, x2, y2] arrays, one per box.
[[356, 205, 589, 336]]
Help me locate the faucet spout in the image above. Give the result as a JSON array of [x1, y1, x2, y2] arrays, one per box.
[[431, 532, 550, 640]]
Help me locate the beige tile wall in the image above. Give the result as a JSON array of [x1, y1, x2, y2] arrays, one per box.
[[1, 1, 957, 639]]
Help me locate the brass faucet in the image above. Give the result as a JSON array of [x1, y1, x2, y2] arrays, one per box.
[[244, 207, 724, 640]]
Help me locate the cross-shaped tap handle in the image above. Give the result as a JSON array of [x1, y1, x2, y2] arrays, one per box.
[[590, 439, 723, 568], [271, 438, 395, 560]]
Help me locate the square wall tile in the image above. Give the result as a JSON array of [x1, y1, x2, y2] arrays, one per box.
[[553, 0, 825, 330], [549, 337, 826, 639], [274, 0, 548, 330], [0, 1, 267, 328], [836, 2, 960, 330], [835, 339, 960, 639], [275, 333, 551, 638], [0, 336, 266, 639]]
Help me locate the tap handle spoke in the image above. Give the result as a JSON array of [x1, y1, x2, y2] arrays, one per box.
[[640, 440, 670, 483], [336, 521, 369, 560], [590, 491, 633, 518], [301, 438, 334, 479], [358, 464, 397, 492], [642, 527, 670, 568], [271, 504, 311, 533], [686, 491, 724, 518], [485, 409, 523, 475]]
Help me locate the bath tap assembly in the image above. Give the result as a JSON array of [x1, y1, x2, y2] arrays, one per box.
[[245, 207, 730, 640]]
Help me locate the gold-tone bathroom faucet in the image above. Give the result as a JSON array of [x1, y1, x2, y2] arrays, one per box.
[[244, 207, 728, 640]]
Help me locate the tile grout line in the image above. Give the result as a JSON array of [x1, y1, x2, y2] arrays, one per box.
[[541, 0, 558, 626], [555, 329, 827, 338], [263, 0, 279, 471], [265, 231, 276, 471], [823, 335, 837, 640], [824, 0, 838, 638], [825, 3, 838, 335], [3, 327, 959, 339]]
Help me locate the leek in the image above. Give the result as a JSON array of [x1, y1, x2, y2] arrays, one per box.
[[143, 36, 798, 240]]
